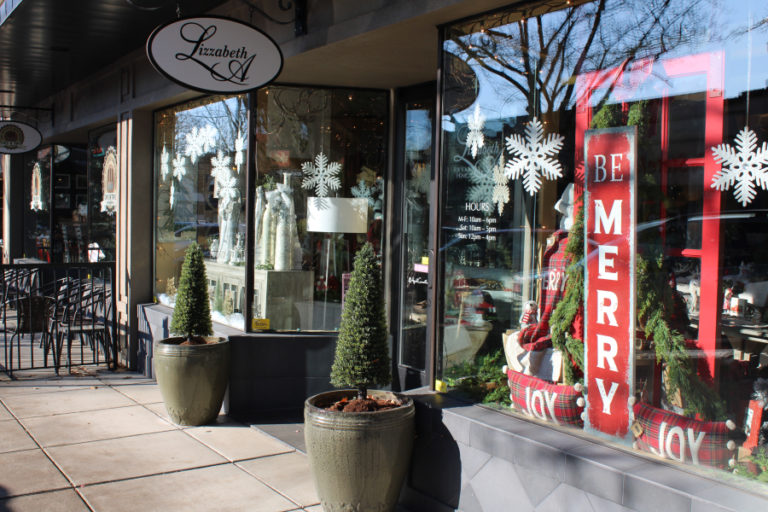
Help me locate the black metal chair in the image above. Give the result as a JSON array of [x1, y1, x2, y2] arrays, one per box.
[[53, 285, 114, 371], [2, 268, 40, 306], [6, 295, 57, 373]]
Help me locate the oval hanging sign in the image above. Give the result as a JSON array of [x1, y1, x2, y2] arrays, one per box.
[[0, 121, 42, 154], [147, 16, 283, 94]]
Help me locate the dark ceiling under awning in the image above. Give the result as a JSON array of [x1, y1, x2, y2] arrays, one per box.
[[0, 0, 227, 116]]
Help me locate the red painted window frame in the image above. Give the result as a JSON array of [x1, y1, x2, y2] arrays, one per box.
[[574, 51, 725, 387]]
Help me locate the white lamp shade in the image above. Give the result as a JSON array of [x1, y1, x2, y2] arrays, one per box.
[[307, 197, 368, 233]]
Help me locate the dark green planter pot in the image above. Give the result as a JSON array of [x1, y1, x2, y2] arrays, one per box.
[[154, 336, 230, 426], [304, 390, 415, 512]]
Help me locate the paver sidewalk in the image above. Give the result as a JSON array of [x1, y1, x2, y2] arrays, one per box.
[[0, 367, 320, 512]]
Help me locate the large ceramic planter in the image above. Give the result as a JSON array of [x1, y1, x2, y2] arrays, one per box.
[[304, 389, 415, 512], [154, 336, 230, 426]]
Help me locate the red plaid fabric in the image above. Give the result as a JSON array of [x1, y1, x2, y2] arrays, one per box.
[[521, 230, 579, 351], [632, 402, 732, 469], [506, 369, 584, 427]]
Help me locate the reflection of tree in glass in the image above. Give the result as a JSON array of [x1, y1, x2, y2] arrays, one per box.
[[172, 97, 247, 157], [261, 88, 329, 157], [157, 96, 247, 243], [447, 0, 707, 115]]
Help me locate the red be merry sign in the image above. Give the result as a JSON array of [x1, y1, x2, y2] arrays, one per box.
[[584, 126, 637, 440]]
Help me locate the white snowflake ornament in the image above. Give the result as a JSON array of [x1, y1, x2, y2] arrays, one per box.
[[217, 175, 239, 203], [160, 144, 170, 181], [172, 154, 187, 180], [234, 130, 245, 172], [168, 153, 187, 209], [505, 117, 564, 195], [466, 104, 486, 158], [185, 125, 217, 164], [301, 151, 342, 197], [711, 126, 768, 207], [467, 154, 509, 215], [492, 155, 509, 215], [211, 150, 232, 198], [352, 178, 384, 208], [351, 179, 375, 203], [467, 156, 496, 203], [169, 181, 176, 209]]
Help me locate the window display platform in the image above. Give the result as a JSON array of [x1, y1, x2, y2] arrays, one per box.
[[205, 260, 247, 313], [252, 269, 314, 331]]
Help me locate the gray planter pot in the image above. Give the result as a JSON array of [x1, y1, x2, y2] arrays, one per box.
[[304, 390, 415, 512], [154, 336, 230, 426]]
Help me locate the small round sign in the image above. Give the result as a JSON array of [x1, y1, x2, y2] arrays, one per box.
[[0, 121, 43, 154], [147, 16, 283, 94]]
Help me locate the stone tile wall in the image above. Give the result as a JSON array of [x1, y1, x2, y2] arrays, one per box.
[[400, 392, 768, 512]]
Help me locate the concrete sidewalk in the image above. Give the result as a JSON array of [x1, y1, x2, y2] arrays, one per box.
[[0, 367, 320, 512]]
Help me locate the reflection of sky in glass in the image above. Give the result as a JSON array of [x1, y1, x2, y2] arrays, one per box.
[[406, 109, 432, 151], [445, 0, 768, 126], [174, 96, 247, 154]]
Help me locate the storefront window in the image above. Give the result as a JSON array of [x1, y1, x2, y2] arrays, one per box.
[[22, 145, 89, 263], [87, 126, 117, 261], [154, 95, 248, 329], [153, 88, 387, 332], [439, 0, 768, 482], [251, 86, 387, 331], [23, 148, 51, 262]]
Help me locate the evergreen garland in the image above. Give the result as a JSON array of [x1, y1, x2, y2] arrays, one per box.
[[590, 102, 621, 130], [550, 204, 586, 385], [549, 99, 725, 418], [637, 254, 726, 420], [443, 349, 512, 406], [548, 206, 726, 419], [549, 84, 614, 384], [170, 243, 213, 339], [626, 100, 649, 139], [330, 243, 391, 399]]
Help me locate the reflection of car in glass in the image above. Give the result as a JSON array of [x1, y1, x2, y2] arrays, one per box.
[[441, 209, 768, 336], [173, 221, 219, 237]]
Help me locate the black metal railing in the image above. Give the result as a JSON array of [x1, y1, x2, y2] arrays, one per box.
[[1, 262, 117, 375]]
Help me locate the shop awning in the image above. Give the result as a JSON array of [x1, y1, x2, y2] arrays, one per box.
[[0, 0, 226, 114]]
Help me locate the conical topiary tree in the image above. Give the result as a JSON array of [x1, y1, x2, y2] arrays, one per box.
[[170, 243, 213, 341], [331, 242, 391, 400]]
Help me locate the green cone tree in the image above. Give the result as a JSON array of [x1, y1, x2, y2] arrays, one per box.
[[170, 243, 213, 341], [331, 242, 391, 400]]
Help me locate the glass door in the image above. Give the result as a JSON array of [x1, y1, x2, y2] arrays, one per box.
[[394, 84, 435, 390]]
